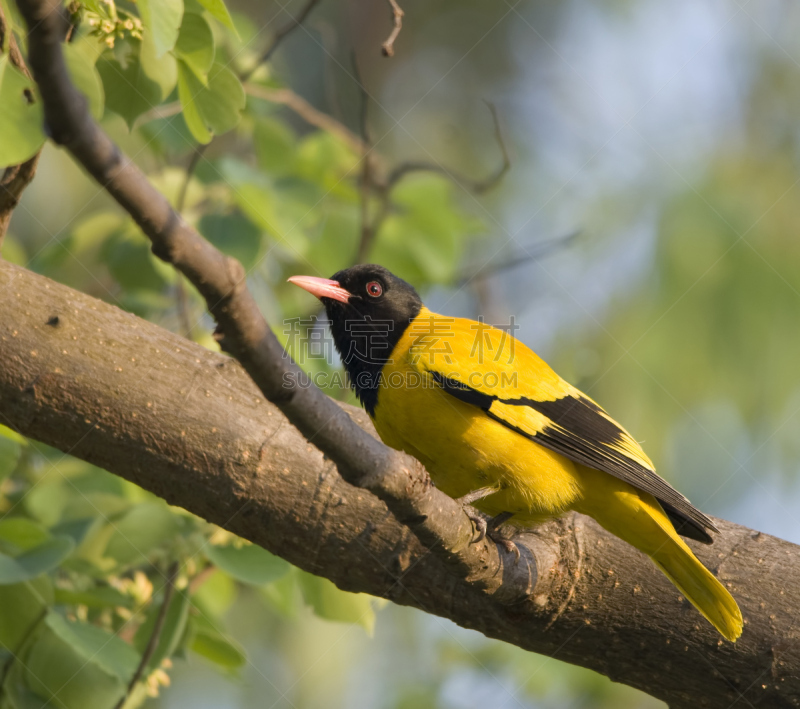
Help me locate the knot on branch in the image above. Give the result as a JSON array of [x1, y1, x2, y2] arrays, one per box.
[[358, 450, 430, 503], [225, 256, 247, 294]]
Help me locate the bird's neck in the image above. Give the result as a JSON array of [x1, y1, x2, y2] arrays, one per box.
[[331, 305, 425, 416]]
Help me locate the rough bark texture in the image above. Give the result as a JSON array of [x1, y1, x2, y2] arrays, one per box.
[[2, 261, 799, 709]]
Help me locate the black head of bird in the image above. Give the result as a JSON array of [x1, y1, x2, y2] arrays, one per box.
[[288, 264, 423, 407]]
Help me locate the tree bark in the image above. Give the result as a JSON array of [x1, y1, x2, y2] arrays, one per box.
[[1, 260, 798, 709]]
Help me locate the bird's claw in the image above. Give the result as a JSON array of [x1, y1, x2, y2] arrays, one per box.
[[464, 509, 488, 542], [496, 537, 521, 565], [462, 508, 520, 563]]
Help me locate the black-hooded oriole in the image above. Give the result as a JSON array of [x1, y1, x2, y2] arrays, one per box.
[[289, 264, 742, 641]]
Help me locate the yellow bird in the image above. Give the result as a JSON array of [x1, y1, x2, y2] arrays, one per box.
[[289, 264, 743, 641]]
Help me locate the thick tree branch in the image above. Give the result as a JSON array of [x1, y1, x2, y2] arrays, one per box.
[[15, 0, 523, 601], [1, 261, 799, 708], [0, 4, 41, 244]]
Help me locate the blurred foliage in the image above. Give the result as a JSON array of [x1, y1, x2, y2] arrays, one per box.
[[0, 423, 389, 709], [4, 0, 799, 706]]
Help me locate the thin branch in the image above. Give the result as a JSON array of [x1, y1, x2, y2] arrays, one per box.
[[244, 84, 369, 157], [457, 231, 581, 286], [0, 606, 47, 696], [173, 147, 206, 341], [175, 146, 206, 215], [188, 564, 217, 594], [16, 0, 526, 610], [383, 102, 510, 195], [114, 562, 179, 709], [133, 101, 183, 128], [381, 0, 404, 57], [0, 4, 41, 244], [241, 0, 324, 81]]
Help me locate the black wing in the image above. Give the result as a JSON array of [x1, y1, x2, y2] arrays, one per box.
[[430, 371, 716, 543]]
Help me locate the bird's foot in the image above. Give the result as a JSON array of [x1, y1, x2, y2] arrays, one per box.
[[464, 509, 488, 542], [494, 536, 521, 564], [457, 487, 498, 543], [484, 511, 520, 564]]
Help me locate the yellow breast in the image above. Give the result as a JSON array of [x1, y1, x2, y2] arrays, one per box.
[[371, 309, 582, 523]]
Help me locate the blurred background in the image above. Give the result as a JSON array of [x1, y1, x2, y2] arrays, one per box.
[[3, 0, 800, 707]]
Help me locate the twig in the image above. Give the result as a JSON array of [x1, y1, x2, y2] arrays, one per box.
[[0, 607, 47, 697], [175, 146, 205, 215], [133, 101, 183, 128], [383, 101, 510, 195], [381, 0, 404, 57], [241, 0, 323, 81], [244, 84, 369, 157], [0, 4, 41, 244], [173, 147, 207, 341], [188, 564, 216, 593], [114, 562, 179, 709], [457, 231, 581, 286]]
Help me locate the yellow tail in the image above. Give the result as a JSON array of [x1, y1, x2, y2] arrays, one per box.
[[574, 470, 743, 642]]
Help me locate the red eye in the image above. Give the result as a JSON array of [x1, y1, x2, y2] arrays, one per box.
[[366, 281, 383, 297]]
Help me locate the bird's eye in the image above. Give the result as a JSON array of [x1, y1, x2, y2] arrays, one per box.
[[366, 281, 383, 297]]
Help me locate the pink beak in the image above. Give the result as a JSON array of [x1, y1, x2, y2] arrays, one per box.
[[287, 275, 352, 303]]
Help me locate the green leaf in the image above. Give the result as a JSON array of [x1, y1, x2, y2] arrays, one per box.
[[0, 234, 27, 266], [205, 541, 289, 586], [295, 131, 360, 200], [24, 614, 139, 709], [140, 33, 178, 101], [0, 576, 53, 650], [63, 42, 104, 120], [104, 502, 179, 567], [0, 537, 74, 585], [198, 212, 263, 269], [0, 432, 22, 483], [97, 52, 164, 129], [53, 586, 133, 610], [306, 204, 359, 275], [0, 519, 50, 552], [0, 425, 26, 445], [297, 571, 376, 634], [4, 657, 51, 709], [102, 227, 174, 292], [259, 569, 298, 618], [24, 481, 67, 528], [254, 116, 296, 174], [190, 626, 246, 669], [177, 60, 245, 144], [174, 13, 215, 82], [138, 0, 184, 57], [134, 588, 190, 671], [190, 568, 236, 618], [196, 0, 237, 32], [0, 56, 45, 169]]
